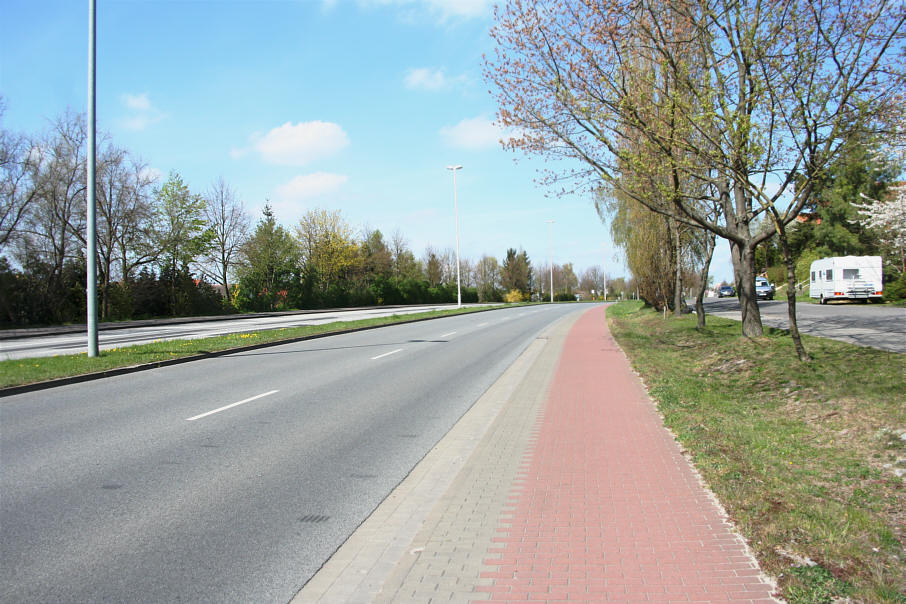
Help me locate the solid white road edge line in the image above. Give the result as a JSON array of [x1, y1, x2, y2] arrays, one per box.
[[371, 348, 403, 360], [186, 390, 280, 421], [477, 322, 488, 327], [439, 331, 456, 338]]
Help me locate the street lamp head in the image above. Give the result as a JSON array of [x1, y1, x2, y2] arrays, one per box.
[[446, 165, 463, 171]]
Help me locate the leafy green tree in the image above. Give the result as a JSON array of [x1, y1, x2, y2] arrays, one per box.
[[554, 262, 578, 295], [151, 171, 211, 314], [361, 228, 392, 280], [236, 205, 300, 311], [500, 248, 532, 296], [795, 140, 895, 258], [423, 246, 443, 286], [296, 208, 360, 295], [609, 195, 675, 311]]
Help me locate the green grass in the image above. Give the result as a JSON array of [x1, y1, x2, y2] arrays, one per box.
[[0, 305, 503, 390], [607, 301, 906, 603]]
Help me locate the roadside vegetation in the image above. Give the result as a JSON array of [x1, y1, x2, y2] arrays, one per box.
[[0, 100, 619, 328], [607, 301, 906, 603], [0, 305, 502, 390], [488, 0, 905, 364]]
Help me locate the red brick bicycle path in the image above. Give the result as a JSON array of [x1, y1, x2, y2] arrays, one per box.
[[294, 305, 779, 603], [477, 305, 778, 603]]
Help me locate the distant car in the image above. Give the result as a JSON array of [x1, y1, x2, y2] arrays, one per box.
[[718, 285, 735, 298], [755, 277, 775, 300]]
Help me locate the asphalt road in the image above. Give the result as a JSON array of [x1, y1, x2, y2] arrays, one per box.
[[0, 303, 586, 603], [702, 297, 906, 352], [0, 303, 492, 361]]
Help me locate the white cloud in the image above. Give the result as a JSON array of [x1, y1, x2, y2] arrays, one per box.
[[122, 93, 152, 111], [139, 166, 163, 183], [404, 67, 467, 91], [276, 172, 348, 201], [248, 121, 349, 166], [405, 67, 447, 91], [117, 93, 165, 131], [423, 0, 490, 20], [360, 0, 491, 22], [439, 116, 505, 150]]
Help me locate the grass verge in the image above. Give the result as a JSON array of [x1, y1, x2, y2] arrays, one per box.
[[607, 301, 906, 603], [0, 306, 500, 391]]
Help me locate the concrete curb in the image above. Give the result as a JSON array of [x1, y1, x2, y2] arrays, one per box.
[[0, 307, 500, 398]]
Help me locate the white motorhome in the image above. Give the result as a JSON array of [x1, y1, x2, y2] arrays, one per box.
[[809, 256, 883, 303]]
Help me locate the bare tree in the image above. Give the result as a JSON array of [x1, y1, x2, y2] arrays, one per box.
[[199, 177, 250, 304], [0, 99, 39, 250], [390, 229, 422, 281], [91, 144, 156, 317], [111, 162, 157, 287], [475, 254, 501, 302], [459, 257, 476, 288], [439, 247, 457, 285], [579, 266, 607, 297], [16, 112, 87, 299]]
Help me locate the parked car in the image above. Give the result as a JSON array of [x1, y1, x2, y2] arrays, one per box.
[[755, 277, 775, 300], [718, 285, 736, 298]]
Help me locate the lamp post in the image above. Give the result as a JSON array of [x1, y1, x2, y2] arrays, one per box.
[[545, 219, 554, 303], [86, 0, 98, 357], [446, 165, 463, 308]]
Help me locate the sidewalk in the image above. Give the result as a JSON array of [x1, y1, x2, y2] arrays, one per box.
[[293, 305, 780, 603]]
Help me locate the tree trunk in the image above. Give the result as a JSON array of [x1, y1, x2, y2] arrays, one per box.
[[737, 245, 764, 338], [695, 233, 716, 329], [773, 211, 811, 361], [672, 218, 684, 317]]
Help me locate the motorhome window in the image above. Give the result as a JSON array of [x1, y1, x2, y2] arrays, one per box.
[[843, 268, 860, 280], [811, 271, 815, 281], [826, 269, 833, 280]]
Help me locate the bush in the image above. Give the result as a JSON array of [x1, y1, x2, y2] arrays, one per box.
[[766, 265, 786, 287], [884, 273, 906, 301], [504, 289, 527, 303]]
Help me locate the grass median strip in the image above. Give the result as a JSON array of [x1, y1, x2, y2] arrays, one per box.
[[607, 301, 906, 603], [0, 306, 499, 390]]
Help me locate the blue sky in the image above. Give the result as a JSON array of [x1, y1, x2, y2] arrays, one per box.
[[1, 0, 737, 284]]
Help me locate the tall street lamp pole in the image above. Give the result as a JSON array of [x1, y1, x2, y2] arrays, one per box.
[[86, 0, 98, 357], [546, 219, 555, 303], [447, 165, 463, 308]]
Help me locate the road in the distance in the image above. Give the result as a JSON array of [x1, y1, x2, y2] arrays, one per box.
[[0, 303, 492, 361], [0, 303, 586, 603], [702, 297, 906, 352]]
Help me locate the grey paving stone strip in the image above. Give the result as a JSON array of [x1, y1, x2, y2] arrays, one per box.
[[292, 310, 581, 604]]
